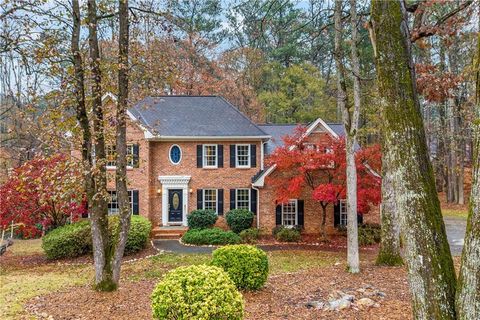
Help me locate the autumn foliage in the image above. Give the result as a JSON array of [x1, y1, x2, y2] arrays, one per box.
[[0, 154, 85, 238], [266, 127, 381, 236]]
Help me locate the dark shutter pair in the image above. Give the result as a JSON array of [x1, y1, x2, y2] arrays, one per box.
[[197, 189, 224, 215], [229, 188, 257, 214], [275, 200, 304, 227], [132, 144, 140, 168], [132, 190, 139, 215], [197, 145, 223, 168], [229, 144, 257, 168]]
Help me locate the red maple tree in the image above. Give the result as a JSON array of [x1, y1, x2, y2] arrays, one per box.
[[266, 127, 381, 238], [0, 154, 85, 238]]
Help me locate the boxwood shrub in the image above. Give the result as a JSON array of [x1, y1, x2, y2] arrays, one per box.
[[358, 223, 381, 246], [151, 264, 244, 320], [226, 209, 254, 233], [181, 228, 241, 246], [211, 245, 269, 291], [187, 209, 218, 229], [239, 228, 260, 244], [42, 215, 152, 260], [275, 227, 301, 242]]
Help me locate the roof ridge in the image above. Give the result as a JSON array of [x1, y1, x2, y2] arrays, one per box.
[[217, 96, 270, 136]]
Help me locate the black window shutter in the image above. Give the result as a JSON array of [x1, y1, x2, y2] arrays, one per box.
[[218, 145, 224, 168], [133, 144, 140, 168], [297, 200, 304, 227], [250, 188, 257, 214], [132, 190, 139, 215], [275, 204, 282, 225], [229, 189, 236, 210], [230, 145, 236, 168], [197, 189, 203, 209], [218, 189, 224, 215], [250, 144, 257, 167], [196, 145, 203, 168], [357, 213, 363, 225], [333, 203, 340, 227]]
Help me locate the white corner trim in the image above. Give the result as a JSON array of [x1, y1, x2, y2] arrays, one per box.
[[252, 165, 276, 188], [102, 92, 117, 102], [126, 109, 156, 139]]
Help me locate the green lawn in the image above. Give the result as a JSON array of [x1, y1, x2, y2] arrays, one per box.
[[0, 240, 342, 319], [442, 208, 468, 220]]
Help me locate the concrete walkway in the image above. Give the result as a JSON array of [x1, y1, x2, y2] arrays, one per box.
[[153, 217, 467, 256]]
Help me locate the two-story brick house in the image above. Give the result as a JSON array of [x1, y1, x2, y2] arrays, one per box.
[[102, 94, 378, 238]]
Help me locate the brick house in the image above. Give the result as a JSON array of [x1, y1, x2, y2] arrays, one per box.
[[102, 94, 378, 238]]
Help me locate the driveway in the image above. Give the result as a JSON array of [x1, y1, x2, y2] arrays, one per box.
[[444, 216, 467, 256], [153, 217, 467, 256]]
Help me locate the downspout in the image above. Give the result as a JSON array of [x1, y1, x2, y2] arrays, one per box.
[[252, 185, 261, 228]]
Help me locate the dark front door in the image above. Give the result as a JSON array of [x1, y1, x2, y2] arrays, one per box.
[[168, 189, 183, 222]]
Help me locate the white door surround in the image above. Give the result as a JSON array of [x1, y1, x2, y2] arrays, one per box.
[[158, 175, 191, 226]]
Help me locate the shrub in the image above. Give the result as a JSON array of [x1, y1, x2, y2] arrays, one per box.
[[239, 228, 260, 244], [272, 225, 301, 237], [226, 209, 254, 233], [182, 228, 241, 246], [151, 264, 244, 320], [42, 216, 152, 259], [42, 220, 91, 260], [187, 209, 218, 229], [211, 245, 269, 290], [358, 223, 381, 246], [275, 227, 301, 242]]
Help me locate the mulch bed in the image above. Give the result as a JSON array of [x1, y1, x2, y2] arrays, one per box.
[[25, 258, 412, 320]]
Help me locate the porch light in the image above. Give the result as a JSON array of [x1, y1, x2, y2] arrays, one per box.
[[189, 188, 193, 194], [157, 188, 161, 194]]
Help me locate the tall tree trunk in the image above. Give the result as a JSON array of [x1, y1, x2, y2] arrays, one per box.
[[333, 0, 360, 273], [376, 149, 402, 266], [71, 0, 94, 212], [370, 1, 457, 319], [112, 0, 130, 285], [456, 29, 480, 320], [87, 0, 114, 291]]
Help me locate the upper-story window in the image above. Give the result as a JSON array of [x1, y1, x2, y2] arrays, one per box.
[[106, 144, 137, 168], [203, 144, 218, 168], [236, 144, 250, 168], [169, 145, 182, 165]]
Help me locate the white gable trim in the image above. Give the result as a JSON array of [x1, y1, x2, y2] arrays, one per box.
[[252, 118, 340, 188]]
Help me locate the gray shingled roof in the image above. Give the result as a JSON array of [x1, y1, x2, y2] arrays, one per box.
[[129, 96, 269, 137], [258, 123, 347, 154]]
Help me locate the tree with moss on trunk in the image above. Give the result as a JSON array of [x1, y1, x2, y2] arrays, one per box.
[[370, 0, 457, 318]]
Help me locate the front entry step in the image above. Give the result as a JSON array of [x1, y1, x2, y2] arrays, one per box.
[[151, 226, 188, 240]]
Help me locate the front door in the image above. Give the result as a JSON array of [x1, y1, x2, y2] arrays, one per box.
[[168, 189, 183, 222]]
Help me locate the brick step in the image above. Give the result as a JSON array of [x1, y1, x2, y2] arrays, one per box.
[[154, 233, 183, 240], [151, 227, 188, 240]]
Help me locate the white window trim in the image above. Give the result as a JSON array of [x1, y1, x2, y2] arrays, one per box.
[[235, 144, 251, 168], [281, 199, 298, 227], [106, 144, 135, 170], [203, 189, 218, 214], [340, 199, 347, 226], [203, 144, 218, 168], [108, 190, 135, 215], [235, 188, 251, 210], [168, 144, 182, 165]]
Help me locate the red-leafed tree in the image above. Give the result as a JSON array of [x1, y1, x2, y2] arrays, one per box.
[[0, 154, 85, 238], [266, 127, 381, 239]]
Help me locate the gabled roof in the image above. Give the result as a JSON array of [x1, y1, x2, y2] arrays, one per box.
[[128, 96, 270, 140]]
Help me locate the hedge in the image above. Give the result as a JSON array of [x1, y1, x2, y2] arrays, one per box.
[[239, 228, 260, 244], [42, 215, 152, 260], [151, 265, 244, 320], [211, 245, 269, 290], [187, 209, 218, 229], [226, 209, 254, 233], [274, 227, 301, 242], [181, 228, 241, 246]]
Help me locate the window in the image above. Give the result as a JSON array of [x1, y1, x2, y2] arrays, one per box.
[[282, 200, 298, 226], [169, 145, 182, 164], [106, 144, 135, 167], [340, 199, 347, 226], [236, 189, 250, 210], [304, 143, 318, 151], [203, 189, 217, 213], [203, 144, 217, 168], [108, 190, 134, 215], [236, 144, 250, 167]]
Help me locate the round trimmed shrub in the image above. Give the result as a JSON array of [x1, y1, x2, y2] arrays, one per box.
[[182, 227, 241, 245], [239, 228, 260, 244], [226, 209, 254, 233], [42, 220, 92, 260], [151, 264, 244, 320], [42, 216, 152, 259], [187, 209, 218, 229], [211, 245, 269, 290], [275, 227, 301, 242]]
